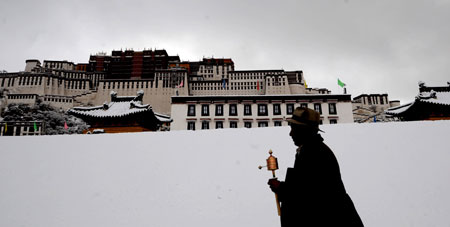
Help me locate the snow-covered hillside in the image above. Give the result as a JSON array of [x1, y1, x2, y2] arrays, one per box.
[[1, 121, 449, 227]]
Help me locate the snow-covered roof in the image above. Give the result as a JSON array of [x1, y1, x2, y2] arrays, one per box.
[[68, 91, 172, 123], [418, 91, 450, 106], [69, 101, 151, 118], [385, 102, 413, 115], [385, 83, 450, 116], [154, 113, 172, 123]]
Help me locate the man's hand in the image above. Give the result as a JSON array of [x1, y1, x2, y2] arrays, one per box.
[[268, 178, 281, 193]]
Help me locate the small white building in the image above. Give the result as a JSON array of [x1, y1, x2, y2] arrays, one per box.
[[352, 94, 400, 123], [171, 94, 354, 130], [0, 121, 44, 136]]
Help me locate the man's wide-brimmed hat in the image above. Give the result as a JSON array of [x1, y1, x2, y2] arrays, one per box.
[[287, 107, 321, 130]]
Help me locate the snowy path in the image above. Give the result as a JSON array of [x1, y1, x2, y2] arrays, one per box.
[[1, 121, 449, 227]]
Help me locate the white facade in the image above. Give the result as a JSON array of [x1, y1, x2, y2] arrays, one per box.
[[24, 60, 41, 72], [0, 65, 187, 115], [43, 60, 75, 71], [95, 69, 188, 114], [196, 62, 233, 81], [188, 70, 327, 97], [171, 95, 354, 131], [2, 59, 333, 118]]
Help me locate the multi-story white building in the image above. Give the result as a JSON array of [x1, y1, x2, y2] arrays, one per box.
[[171, 94, 354, 130]]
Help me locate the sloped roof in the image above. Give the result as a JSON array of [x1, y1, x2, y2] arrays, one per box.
[[68, 90, 172, 123], [418, 91, 450, 106], [154, 113, 172, 123], [69, 101, 151, 118], [385, 102, 414, 115], [385, 83, 450, 116]]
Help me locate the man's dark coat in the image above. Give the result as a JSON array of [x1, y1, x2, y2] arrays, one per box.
[[278, 134, 364, 227]]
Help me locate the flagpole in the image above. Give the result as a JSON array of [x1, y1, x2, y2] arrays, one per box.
[[338, 78, 346, 94]]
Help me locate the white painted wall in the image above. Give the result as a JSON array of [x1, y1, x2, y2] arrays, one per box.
[[171, 98, 354, 131]]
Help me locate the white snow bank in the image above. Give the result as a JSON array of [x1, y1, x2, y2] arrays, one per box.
[[1, 121, 449, 227]]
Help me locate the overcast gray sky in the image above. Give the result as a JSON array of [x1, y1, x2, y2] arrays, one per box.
[[1, 0, 449, 103]]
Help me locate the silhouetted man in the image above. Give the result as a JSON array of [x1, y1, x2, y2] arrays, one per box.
[[268, 107, 364, 226]]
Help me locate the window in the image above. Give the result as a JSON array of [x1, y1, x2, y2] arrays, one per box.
[[230, 121, 238, 128], [258, 122, 269, 127], [244, 104, 252, 116], [274, 121, 282, 127], [202, 104, 209, 116], [286, 104, 294, 114], [244, 122, 252, 128], [202, 121, 210, 130], [216, 121, 223, 129], [187, 122, 195, 131], [329, 103, 337, 115], [188, 105, 196, 116], [258, 104, 268, 116], [300, 103, 308, 108], [216, 104, 223, 116], [273, 104, 281, 115], [330, 119, 337, 124], [314, 103, 322, 114], [229, 104, 237, 116]]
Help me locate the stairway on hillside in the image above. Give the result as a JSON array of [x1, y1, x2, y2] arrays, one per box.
[[73, 89, 98, 107]]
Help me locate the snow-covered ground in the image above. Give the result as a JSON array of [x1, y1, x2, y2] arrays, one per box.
[[1, 121, 449, 227]]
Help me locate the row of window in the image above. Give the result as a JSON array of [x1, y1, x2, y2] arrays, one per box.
[[188, 103, 337, 117], [200, 65, 232, 74], [191, 86, 264, 91], [105, 80, 155, 90], [363, 96, 387, 105], [7, 95, 36, 99], [187, 121, 282, 130], [230, 72, 282, 81], [104, 79, 184, 90], [1, 76, 89, 90], [46, 78, 87, 89], [44, 97, 73, 103], [45, 62, 73, 69], [187, 118, 338, 130]]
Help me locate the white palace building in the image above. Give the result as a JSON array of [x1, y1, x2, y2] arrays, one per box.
[[170, 94, 353, 130], [0, 50, 355, 131]]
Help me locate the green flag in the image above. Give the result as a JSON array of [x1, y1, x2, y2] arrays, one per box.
[[34, 122, 38, 131], [338, 78, 346, 88]]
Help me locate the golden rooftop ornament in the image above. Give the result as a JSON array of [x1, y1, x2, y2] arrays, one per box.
[[258, 149, 281, 216]]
